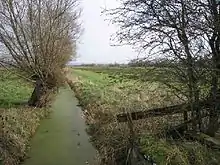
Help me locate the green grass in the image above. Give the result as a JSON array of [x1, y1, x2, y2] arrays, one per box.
[[74, 66, 212, 100], [72, 66, 172, 83], [70, 68, 220, 165], [0, 69, 50, 165], [72, 68, 182, 110], [140, 135, 220, 165], [0, 70, 33, 108], [70, 68, 176, 163]]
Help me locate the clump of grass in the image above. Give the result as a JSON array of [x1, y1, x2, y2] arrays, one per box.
[[0, 107, 51, 165], [140, 135, 220, 165]]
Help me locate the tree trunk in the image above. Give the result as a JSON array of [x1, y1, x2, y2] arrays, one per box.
[[206, 88, 220, 137], [206, 115, 219, 137], [206, 30, 220, 136], [28, 79, 45, 107]]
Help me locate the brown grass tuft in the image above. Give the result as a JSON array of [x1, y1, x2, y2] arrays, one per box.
[[0, 107, 51, 165]]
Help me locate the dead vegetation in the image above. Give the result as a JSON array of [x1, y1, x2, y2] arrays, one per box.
[[0, 107, 51, 165], [0, 70, 56, 165], [68, 69, 220, 165]]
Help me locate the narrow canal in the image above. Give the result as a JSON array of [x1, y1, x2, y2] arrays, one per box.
[[23, 87, 96, 165]]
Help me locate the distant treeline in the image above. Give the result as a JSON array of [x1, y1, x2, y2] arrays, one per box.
[[74, 63, 127, 67], [75, 57, 211, 68], [128, 57, 211, 68]]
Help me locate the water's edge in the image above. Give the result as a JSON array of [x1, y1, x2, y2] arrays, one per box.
[[23, 87, 96, 165]]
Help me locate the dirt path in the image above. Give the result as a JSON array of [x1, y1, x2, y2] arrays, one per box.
[[23, 87, 96, 165]]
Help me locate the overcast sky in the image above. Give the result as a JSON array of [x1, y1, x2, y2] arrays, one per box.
[[76, 0, 138, 64]]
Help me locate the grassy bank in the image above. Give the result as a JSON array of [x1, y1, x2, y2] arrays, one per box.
[[0, 71, 32, 108], [69, 68, 220, 165], [0, 70, 50, 165]]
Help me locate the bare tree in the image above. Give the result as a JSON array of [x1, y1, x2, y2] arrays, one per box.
[[105, 0, 205, 131], [194, 0, 220, 136], [105, 0, 220, 136], [0, 0, 81, 107]]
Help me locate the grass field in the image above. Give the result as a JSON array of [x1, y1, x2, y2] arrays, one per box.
[[0, 70, 33, 108], [70, 67, 220, 165], [73, 66, 170, 82], [0, 70, 50, 165], [75, 66, 212, 103]]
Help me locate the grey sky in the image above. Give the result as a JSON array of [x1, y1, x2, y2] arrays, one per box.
[[76, 0, 138, 64]]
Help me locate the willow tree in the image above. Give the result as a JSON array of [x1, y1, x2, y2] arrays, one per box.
[[0, 0, 81, 107]]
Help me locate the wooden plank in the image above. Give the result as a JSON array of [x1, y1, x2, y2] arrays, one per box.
[[117, 100, 210, 122]]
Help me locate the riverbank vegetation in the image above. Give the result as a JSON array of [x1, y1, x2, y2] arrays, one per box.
[[0, 70, 51, 165], [104, 0, 220, 138], [69, 68, 220, 165], [70, 0, 220, 164], [0, 0, 81, 164]]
